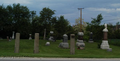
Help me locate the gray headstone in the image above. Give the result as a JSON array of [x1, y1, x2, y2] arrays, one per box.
[[70, 34, 75, 55], [63, 34, 68, 42], [49, 31, 55, 41], [89, 32, 94, 43], [15, 33, 20, 53], [34, 33, 39, 53], [59, 34, 69, 49], [76, 32, 85, 49], [107, 48, 112, 52], [59, 42, 69, 48], [7, 36, 9, 41], [45, 42, 50, 46]]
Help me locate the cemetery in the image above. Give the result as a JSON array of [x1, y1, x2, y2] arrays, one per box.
[[0, 38, 120, 58], [0, 25, 120, 58], [0, 3, 120, 58]]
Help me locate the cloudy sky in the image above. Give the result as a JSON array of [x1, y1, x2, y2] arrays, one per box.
[[0, 0, 120, 25]]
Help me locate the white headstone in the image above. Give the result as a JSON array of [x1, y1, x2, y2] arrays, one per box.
[[50, 31, 54, 34], [9, 37, 11, 41], [12, 31, 14, 39], [45, 42, 50, 46], [29, 34, 32, 40]]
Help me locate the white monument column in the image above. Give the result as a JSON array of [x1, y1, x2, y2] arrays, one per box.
[[29, 34, 32, 40], [12, 31, 15, 39], [100, 24, 110, 49]]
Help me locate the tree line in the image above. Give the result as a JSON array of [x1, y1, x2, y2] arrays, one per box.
[[0, 3, 120, 40], [0, 3, 74, 39]]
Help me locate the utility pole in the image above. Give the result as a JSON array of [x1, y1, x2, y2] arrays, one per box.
[[78, 8, 84, 32]]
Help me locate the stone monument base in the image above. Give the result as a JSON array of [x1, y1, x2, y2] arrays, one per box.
[[76, 42, 85, 46], [76, 40, 85, 46], [59, 42, 69, 49], [88, 39, 94, 43], [29, 37, 32, 40], [88, 41, 94, 43], [100, 40, 110, 49], [49, 36, 55, 41]]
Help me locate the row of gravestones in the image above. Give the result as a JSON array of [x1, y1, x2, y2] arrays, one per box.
[[48, 24, 112, 51], [14, 33, 75, 54], [13, 24, 112, 54], [14, 33, 39, 53]]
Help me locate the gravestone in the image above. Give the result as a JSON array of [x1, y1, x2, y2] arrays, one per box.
[[45, 42, 50, 46], [29, 34, 32, 40], [7, 36, 9, 41], [15, 33, 20, 53], [48, 31, 55, 42], [70, 34, 75, 54], [100, 24, 110, 49], [107, 48, 112, 52], [59, 34, 69, 49], [0, 37, 3, 40], [34, 33, 39, 53], [9, 37, 11, 41], [76, 32, 85, 49], [43, 29, 46, 40], [12, 31, 15, 39], [88, 32, 94, 43]]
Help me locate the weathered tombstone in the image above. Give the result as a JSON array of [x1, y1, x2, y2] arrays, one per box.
[[70, 34, 75, 54], [15, 33, 20, 53], [59, 34, 69, 49], [107, 48, 112, 52], [76, 32, 85, 49], [9, 37, 11, 41], [45, 42, 50, 46], [0, 37, 3, 40], [12, 31, 15, 39], [100, 24, 110, 49], [34, 33, 39, 53], [7, 36, 9, 41], [88, 32, 94, 43], [43, 29, 46, 40], [29, 34, 32, 40], [48, 31, 55, 42]]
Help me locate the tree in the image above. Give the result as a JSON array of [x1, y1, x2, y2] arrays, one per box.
[[0, 3, 32, 38], [54, 16, 70, 39], [91, 14, 103, 26], [38, 7, 56, 37], [86, 14, 103, 40], [0, 5, 11, 38], [40, 7, 55, 29], [73, 17, 87, 32]]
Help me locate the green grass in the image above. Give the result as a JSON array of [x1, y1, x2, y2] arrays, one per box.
[[108, 39, 120, 46], [0, 39, 120, 58]]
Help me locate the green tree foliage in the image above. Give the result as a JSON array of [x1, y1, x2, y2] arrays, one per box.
[[107, 23, 120, 39], [0, 5, 11, 37], [54, 16, 70, 39], [86, 14, 104, 41], [0, 3, 32, 38], [0, 4, 74, 39], [73, 17, 87, 32], [40, 7, 55, 29]]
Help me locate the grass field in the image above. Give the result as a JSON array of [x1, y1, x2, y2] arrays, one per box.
[[0, 39, 120, 58]]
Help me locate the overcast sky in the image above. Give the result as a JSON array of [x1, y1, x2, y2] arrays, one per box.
[[0, 0, 120, 25]]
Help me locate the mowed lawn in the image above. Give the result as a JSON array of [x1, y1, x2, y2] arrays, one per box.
[[0, 39, 120, 58]]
